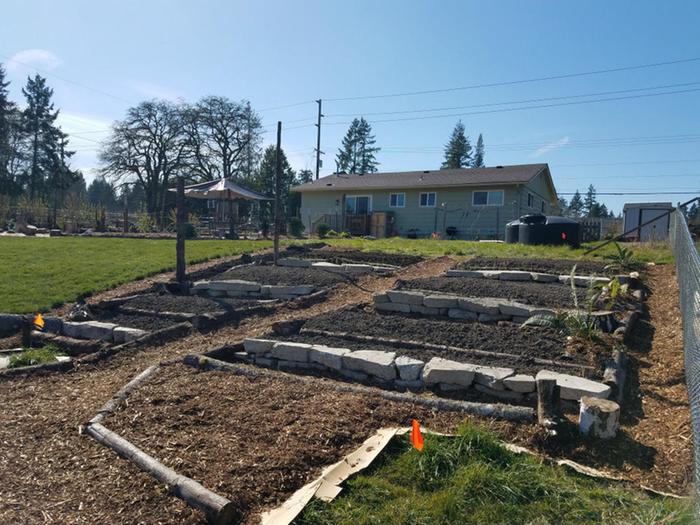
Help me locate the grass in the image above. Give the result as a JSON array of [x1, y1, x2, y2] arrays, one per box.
[[297, 424, 694, 525], [0, 237, 271, 313], [8, 344, 63, 368]]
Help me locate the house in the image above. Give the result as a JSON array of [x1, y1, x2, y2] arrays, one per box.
[[292, 163, 559, 239], [622, 202, 673, 241]]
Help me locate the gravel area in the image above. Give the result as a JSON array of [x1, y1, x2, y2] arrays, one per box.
[[458, 256, 611, 276], [217, 264, 349, 287], [398, 276, 586, 308]]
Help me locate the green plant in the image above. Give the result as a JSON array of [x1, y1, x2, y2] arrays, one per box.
[[183, 222, 198, 239], [603, 242, 640, 272], [137, 207, 157, 233], [9, 344, 62, 368], [339, 231, 352, 239], [288, 217, 305, 238], [317, 223, 331, 238], [326, 229, 339, 237]]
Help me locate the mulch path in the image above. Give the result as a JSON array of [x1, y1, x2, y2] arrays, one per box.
[[457, 256, 612, 275]]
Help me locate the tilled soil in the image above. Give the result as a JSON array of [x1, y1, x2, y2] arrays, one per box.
[[286, 248, 423, 267], [301, 308, 573, 363], [458, 256, 611, 276], [398, 276, 586, 308], [121, 292, 262, 314], [284, 332, 579, 376], [217, 264, 349, 287], [98, 311, 176, 331]]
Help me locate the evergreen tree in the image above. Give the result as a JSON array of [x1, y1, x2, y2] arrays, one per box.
[[441, 120, 472, 169], [688, 202, 699, 221], [87, 176, 119, 210], [254, 145, 296, 221], [583, 184, 597, 217], [0, 64, 23, 196], [472, 133, 485, 168], [336, 117, 380, 174], [556, 197, 568, 215], [568, 190, 584, 217], [288, 169, 313, 216]]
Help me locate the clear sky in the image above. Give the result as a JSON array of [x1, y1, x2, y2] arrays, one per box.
[[2, 0, 700, 213]]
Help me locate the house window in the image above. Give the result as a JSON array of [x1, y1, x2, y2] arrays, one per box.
[[541, 201, 546, 213], [419, 192, 436, 207], [472, 190, 504, 206], [390, 193, 405, 208], [346, 195, 371, 214], [527, 193, 535, 208]]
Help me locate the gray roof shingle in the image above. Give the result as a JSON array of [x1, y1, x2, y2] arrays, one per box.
[[292, 163, 549, 192]]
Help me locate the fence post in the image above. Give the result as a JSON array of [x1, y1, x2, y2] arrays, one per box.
[[176, 177, 187, 292]]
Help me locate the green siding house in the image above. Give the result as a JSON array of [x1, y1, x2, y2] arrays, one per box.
[[292, 163, 559, 239]]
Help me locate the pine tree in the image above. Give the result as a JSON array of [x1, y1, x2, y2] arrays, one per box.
[[472, 133, 485, 168], [254, 145, 296, 221], [688, 202, 699, 221], [568, 190, 584, 217], [0, 64, 21, 196], [441, 121, 471, 169], [583, 184, 597, 217], [336, 117, 380, 174], [557, 197, 568, 215]]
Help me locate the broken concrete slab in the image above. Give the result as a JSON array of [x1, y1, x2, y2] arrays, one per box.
[[503, 374, 537, 393], [457, 297, 501, 315], [373, 292, 390, 304], [62, 321, 117, 341], [448, 308, 478, 320], [421, 357, 476, 388], [386, 290, 425, 305], [530, 272, 559, 283], [423, 294, 459, 308], [499, 302, 555, 318], [340, 368, 369, 382], [498, 270, 532, 281], [410, 304, 441, 316], [342, 350, 397, 381], [558, 275, 610, 287], [474, 383, 525, 402], [342, 264, 375, 274], [201, 280, 261, 293], [472, 365, 514, 389], [309, 345, 350, 371], [375, 302, 411, 313], [394, 379, 424, 390], [536, 370, 611, 400], [271, 341, 312, 362], [395, 355, 424, 381], [243, 338, 278, 355], [113, 326, 147, 344]]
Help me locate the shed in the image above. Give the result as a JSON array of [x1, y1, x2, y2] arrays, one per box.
[[622, 202, 673, 241]]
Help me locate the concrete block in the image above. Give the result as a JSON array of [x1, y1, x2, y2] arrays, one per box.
[[503, 374, 536, 393], [342, 350, 397, 380], [206, 280, 261, 292], [278, 360, 311, 370], [311, 261, 344, 272], [63, 321, 117, 341], [258, 286, 272, 297], [457, 297, 501, 315], [340, 369, 369, 382], [422, 357, 476, 388], [243, 338, 277, 355], [474, 383, 525, 402], [499, 302, 556, 318], [309, 345, 350, 371], [271, 341, 311, 362], [395, 379, 424, 390], [113, 326, 147, 344], [386, 290, 425, 305], [268, 285, 315, 297], [206, 289, 227, 298], [448, 308, 478, 320], [376, 302, 411, 313], [277, 258, 312, 268], [511, 316, 530, 324], [438, 383, 465, 392], [373, 292, 390, 304], [395, 355, 424, 381], [498, 270, 532, 281], [42, 316, 64, 334], [473, 365, 514, 389], [254, 356, 277, 368], [410, 304, 441, 315], [530, 272, 558, 283], [536, 370, 611, 401], [423, 295, 459, 308]]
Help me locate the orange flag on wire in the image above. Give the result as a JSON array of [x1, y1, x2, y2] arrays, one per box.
[[410, 419, 424, 452], [33, 313, 45, 331]]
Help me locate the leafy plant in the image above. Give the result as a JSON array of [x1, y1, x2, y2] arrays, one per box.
[[326, 229, 339, 238], [604, 242, 641, 272], [339, 231, 352, 239], [288, 217, 305, 238], [9, 344, 62, 368], [316, 222, 331, 238]]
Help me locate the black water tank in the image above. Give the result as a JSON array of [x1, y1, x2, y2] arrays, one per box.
[[517, 215, 581, 248], [505, 219, 521, 243]]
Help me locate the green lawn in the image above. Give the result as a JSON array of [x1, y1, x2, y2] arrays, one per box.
[[0, 237, 271, 313], [297, 424, 693, 525]]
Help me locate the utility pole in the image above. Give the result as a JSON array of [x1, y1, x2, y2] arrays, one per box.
[[273, 121, 282, 264], [314, 99, 323, 180]]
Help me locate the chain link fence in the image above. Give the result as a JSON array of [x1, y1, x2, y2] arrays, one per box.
[[669, 209, 700, 504]]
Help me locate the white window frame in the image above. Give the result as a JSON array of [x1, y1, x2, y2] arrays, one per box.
[[345, 194, 373, 214], [419, 192, 437, 207], [472, 189, 504, 207], [389, 192, 405, 208]]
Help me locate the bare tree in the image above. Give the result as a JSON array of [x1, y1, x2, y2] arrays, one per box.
[[99, 100, 189, 226]]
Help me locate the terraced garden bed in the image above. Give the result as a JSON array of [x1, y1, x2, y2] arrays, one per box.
[[457, 256, 612, 275], [283, 246, 423, 267]]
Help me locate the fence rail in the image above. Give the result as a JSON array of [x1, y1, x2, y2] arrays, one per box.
[[669, 209, 700, 508]]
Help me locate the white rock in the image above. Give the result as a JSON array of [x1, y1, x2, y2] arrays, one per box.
[[536, 370, 611, 401], [423, 295, 459, 308], [113, 326, 147, 344], [309, 345, 350, 371], [472, 365, 514, 389], [421, 357, 476, 387], [342, 350, 397, 380], [243, 338, 277, 355], [503, 374, 536, 393], [386, 290, 425, 305], [271, 341, 312, 362], [63, 321, 117, 341], [395, 355, 424, 381]]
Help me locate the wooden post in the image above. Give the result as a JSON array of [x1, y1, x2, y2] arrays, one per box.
[[175, 177, 186, 291], [273, 121, 282, 265], [536, 378, 560, 428], [21, 317, 31, 348], [579, 396, 620, 439], [123, 191, 129, 233]]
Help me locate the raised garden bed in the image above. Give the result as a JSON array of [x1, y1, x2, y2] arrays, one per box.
[[216, 264, 349, 287], [283, 247, 423, 267], [119, 292, 263, 315], [457, 256, 612, 276]]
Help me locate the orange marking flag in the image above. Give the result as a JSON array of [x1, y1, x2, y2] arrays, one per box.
[[410, 419, 424, 452], [33, 313, 45, 330]]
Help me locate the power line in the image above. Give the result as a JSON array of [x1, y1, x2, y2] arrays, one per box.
[[324, 56, 700, 102], [557, 191, 699, 195], [553, 159, 700, 167]]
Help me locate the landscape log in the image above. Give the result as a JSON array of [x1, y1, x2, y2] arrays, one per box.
[[176, 176, 187, 292], [579, 396, 620, 439], [21, 317, 31, 348], [89, 365, 160, 424], [184, 355, 535, 422], [84, 422, 239, 525], [537, 378, 561, 428]]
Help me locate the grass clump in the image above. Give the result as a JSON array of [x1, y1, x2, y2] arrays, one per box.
[[297, 423, 693, 525], [8, 344, 63, 368]]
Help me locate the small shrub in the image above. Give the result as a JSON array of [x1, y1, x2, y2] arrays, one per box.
[[340, 231, 352, 239], [317, 223, 331, 238], [184, 222, 198, 239], [326, 229, 339, 238], [288, 217, 305, 238], [604, 242, 642, 272], [9, 344, 62, 368]]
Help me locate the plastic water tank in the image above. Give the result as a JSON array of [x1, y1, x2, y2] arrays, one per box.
[[518, 215, 581, 248], [505, 219, 521, 243]]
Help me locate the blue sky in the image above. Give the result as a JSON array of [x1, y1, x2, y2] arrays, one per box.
[[2, 0, 700, 213]]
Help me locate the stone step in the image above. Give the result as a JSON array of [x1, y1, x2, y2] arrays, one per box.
[[536, 370, 611, 400]]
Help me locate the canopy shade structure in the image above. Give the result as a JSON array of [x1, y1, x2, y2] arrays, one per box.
[[169, 177, 272, 201]]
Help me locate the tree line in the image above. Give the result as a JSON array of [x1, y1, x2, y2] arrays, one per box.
[[558, 184, 618, 218]]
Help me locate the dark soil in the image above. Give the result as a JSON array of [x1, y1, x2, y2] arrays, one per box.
[[97, 311, 176, 331], [301, 308, 576, 364], [217, 264, 349, 287], [398, 276, 586, 308], [283, 332, 581, 376], [458, 256, 611, 276], [121, 293, 263, 315], [285, 247, 423, 267]]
